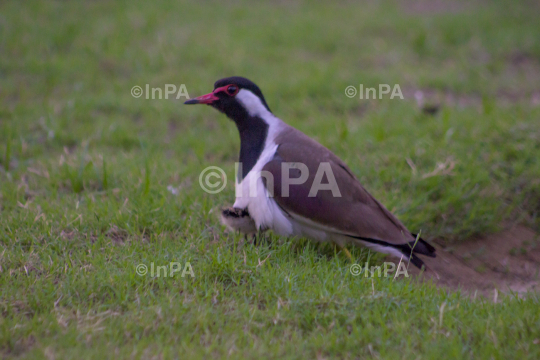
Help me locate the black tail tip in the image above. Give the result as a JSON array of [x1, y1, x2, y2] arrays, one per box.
[[408, 255, 426, 269], [411, 234, 436, 258]]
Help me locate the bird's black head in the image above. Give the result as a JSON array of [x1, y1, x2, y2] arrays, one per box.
[[185, 77, 274, 180], [184, 76, 271, 121]]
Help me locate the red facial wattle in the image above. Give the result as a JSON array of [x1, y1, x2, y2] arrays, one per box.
[[184, 84, 238, 105]]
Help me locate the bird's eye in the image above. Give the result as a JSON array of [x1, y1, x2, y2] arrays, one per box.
[[226, 85, 238, 96]]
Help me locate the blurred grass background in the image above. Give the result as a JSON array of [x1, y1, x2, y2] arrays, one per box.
[[1, 0, 540, 242], [1, 0, 540, 358]]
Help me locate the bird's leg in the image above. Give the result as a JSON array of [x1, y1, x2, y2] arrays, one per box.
[[256, 228, 265, 246], [333, 242, 353, 261], [266, 233, 272, 248], [252, 229, 271, 247]]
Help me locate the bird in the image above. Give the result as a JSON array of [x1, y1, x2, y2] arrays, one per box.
[[185, 76, 436, 268]]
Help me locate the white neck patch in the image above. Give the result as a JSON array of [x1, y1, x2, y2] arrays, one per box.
[[236, 89, 272, 118], [235, 89, 284, 132]]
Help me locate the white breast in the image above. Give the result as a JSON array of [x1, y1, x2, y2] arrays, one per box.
[[233, 145, 293, 236]]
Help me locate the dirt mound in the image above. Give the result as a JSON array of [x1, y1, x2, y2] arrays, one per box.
[[408, 226, 540, 297]]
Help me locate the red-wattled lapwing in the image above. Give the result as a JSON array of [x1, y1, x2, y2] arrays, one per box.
[[185, 77, 436, 268]]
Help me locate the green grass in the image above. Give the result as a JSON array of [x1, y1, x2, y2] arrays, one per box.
[[1, 0, 540, 358]]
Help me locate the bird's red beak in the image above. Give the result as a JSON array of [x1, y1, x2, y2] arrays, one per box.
[[184, 91, 219, 105]]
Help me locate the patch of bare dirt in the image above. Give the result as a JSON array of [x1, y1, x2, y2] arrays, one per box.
[[408, 225, 540, 297]]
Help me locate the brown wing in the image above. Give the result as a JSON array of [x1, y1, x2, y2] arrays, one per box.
[[263, 125, 413, 245]]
